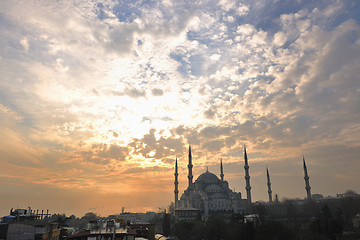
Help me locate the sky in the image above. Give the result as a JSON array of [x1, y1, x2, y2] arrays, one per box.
[[0, 0, 360, 217]]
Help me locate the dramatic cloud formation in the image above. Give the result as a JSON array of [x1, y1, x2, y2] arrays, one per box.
[[0, 0, 359, 216]]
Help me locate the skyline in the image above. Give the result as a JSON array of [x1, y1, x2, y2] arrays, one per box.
[[1, 0, 360, 217]]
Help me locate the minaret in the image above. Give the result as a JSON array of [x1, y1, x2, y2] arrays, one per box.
[[267, 166, 273, 203], [188, 145, 193, 188], [244, 146, 252, 204], [220, 158, 224, 181], [303, 156, 312, 200], [174, 157, 179, 208]]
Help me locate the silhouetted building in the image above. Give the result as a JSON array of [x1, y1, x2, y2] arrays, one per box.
[[244, 146, 252, 204], [175, 146, 248, 221], [68, 219, 137, 240], [303, 156, 312, 200], [266, 166, 273, 203]]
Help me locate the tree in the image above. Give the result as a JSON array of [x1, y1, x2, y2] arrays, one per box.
[[162, 211, 171, 237], [172, 221, 196, 240], [82, 212, 97, 221], [308, 204, 342, 240], [252, 203, 267, 223], [206, 218, 227, 240], [167, 202, 175, 215], [255, 220, 292, 240]]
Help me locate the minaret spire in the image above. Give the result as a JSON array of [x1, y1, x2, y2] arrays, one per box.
[[188, 145, 193, 188], [244, 145, 252, 204], [220, 158, 224, 181], [174, 157, 179, 208], [267, 166, 273, 203], [303, 156, 312, 200]]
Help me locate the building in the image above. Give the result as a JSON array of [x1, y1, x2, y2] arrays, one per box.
[[0, 222, 60, 240], [174, 146, 249, 221], [68, 219, 137, 240], [0, 207, 60, 240]]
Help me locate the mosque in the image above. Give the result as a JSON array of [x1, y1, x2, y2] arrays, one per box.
[[174, 146, 252, 221], [173, 146, 313, 221]]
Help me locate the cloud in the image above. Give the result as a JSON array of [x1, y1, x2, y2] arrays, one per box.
[[273, 32, 287, 46], [0, 127, 42, 167], [203, 108, 216, 119], [98, 144, 129, 161], [105, 23, 137, 55], [20, 37, 30, 52], [126, 87, 147, 98], [151, 88, 164, 96], [202, 139, 225, 152]]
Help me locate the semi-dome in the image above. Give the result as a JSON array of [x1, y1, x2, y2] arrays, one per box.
[[196, 171, 220, 184], [205, 184, 223, 193]]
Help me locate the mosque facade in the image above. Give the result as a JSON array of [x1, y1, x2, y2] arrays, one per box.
[[173, 145, 315, 221], [174, 146, 251, 221]]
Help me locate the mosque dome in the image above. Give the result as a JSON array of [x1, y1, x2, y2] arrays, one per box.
[[205, 184, 223, 193], [196, 171, 220, 184]]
